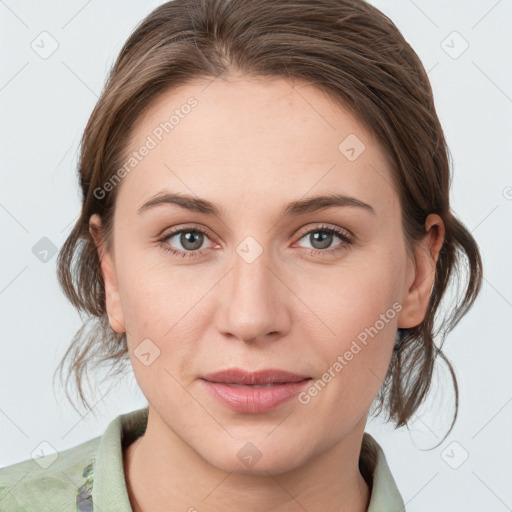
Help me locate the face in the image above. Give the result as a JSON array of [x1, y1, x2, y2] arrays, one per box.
[[90, 75, 442, 475]]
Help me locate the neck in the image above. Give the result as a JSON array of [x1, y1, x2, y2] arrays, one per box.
[[123, 409, 371, 512]]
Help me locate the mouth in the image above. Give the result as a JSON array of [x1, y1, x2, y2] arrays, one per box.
[[200, 368, 312, 413]]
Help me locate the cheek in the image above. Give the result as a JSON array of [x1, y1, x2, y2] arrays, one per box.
[[118, 272, 172, 337], [115, 254, 215, 370], [299, 253, 403, 339], [115, 244, 192, 334], [297, 253, 403, 396], [296, 296, 400, 442]]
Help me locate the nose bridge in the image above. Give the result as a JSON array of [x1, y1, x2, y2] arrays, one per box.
[[216, 238, 286, 342]]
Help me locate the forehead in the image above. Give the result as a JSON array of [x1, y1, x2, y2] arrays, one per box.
[[115, 75, 398, 220]]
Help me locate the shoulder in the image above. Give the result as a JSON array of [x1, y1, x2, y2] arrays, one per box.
[[0, 434, 100, 511]]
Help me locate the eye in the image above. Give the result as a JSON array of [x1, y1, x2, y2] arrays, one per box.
[[158, 226, 216, 258], [158, 223, 354, 259], [294, 224, 354, 256]]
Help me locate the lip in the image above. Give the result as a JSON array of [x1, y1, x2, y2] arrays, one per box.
[[200, 368, 312, 413]]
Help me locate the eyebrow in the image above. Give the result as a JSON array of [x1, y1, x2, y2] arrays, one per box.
[[137, 190, 376, 217]]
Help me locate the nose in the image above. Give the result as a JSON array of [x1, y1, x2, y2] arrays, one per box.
[[214, 245, 291, 345]]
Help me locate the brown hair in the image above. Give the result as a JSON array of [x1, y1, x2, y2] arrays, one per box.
[[55, 0, 482, 443]]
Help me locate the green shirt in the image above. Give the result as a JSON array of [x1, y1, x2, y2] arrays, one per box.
[[0, 407, 406, 511]]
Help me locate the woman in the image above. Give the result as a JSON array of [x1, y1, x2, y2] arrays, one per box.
[[0, 0, 482, 510]]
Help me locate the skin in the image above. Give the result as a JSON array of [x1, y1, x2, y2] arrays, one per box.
[[89, 74, 444, 512]]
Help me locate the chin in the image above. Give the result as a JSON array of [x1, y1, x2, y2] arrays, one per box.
[[200, 437, 310, 476]]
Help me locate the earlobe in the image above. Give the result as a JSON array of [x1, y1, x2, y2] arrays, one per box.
[[89, 214, 126, 334], [397, 214, 445, 329]]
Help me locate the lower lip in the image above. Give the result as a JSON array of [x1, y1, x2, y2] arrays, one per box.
[[201, 379, 311, 413]]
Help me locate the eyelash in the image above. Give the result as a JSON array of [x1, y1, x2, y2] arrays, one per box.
[[157, 224, 354, 259]]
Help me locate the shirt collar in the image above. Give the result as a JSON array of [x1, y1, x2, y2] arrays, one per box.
[[89, 407, 148, 511], [363, 432, 406, 511], [85, 407, 405, 511]]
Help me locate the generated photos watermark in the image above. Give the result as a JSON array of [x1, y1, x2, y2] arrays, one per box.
[[93, 96, 198, 200], [298, 301, 403, 405]]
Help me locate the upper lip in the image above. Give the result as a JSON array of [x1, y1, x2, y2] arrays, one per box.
[[201, 368, 311, 385]]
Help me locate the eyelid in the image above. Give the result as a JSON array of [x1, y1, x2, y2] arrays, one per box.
[[159, 223, 216, 240], [293, 223, 354, 243]]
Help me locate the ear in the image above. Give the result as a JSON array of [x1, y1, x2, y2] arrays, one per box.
[[89, 214, 126, 334], [397, 213, 445, 329]]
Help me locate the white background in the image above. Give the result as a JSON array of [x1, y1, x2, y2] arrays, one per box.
[[1, 1, 511, 510]]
